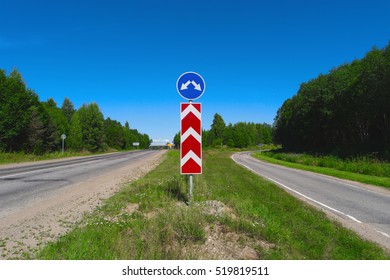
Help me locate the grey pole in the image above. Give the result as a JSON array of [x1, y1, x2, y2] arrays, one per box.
[[189, 174, 193, 200], [61, 134, 66, 155], [189, 99, 194, 201]]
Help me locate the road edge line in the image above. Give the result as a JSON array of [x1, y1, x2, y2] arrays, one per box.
[[231, 153, 363, 224]]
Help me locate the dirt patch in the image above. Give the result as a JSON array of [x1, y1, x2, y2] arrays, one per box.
[[198, 200, 237, 219], [122, 203, 139, 216], [0, 151, 166, 260], [196, 223, 275, 259], [182, 200, 274, 259]]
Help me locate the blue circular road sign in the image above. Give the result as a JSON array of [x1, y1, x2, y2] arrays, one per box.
[[176, 72, 206, 100]]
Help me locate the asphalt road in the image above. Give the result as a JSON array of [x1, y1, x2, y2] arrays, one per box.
[[0, 150, 159, 218], [232, 152, 390, 251]]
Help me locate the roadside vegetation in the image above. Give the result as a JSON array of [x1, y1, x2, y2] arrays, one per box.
[[273, 43, 390, 159], [0, 149, 122, 165], [37, 150, 389, 260], [174, 113, 273, 149], [254, 151, 390, 189], [0, 68, 151, 156]]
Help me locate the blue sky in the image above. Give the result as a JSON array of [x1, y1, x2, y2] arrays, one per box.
[[1, 0, 389, 141]]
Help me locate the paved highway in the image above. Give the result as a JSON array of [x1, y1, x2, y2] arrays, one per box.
[[0, 150, 159, 218], [232, 152, 390, 251]]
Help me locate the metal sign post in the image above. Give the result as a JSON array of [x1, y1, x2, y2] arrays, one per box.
[[189, 174, 193, 199], [177, 72, 205, 201], [61, 134, 66, 155]]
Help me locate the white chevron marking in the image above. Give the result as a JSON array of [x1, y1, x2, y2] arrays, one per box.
[[181, 150, 202, 167], [181, 104, 201, 120], [181, 127, 201, 143]]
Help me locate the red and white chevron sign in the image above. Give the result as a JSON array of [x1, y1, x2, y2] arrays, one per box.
[[180, 102, 202, 174]]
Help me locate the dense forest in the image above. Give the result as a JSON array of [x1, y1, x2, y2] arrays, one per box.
[[274, 43, 390, 159], [0, 69, 151, 154], [174, 113, 273, 148]]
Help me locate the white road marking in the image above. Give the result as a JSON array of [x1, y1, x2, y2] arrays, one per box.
[[346, 215, 362, 224], [248, 153, 390, 198], [377, 231, 390, 238], [232, 154, 363, 224]]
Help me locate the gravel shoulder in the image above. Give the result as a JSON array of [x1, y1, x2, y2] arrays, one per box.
[[0, 150, 166, 259]]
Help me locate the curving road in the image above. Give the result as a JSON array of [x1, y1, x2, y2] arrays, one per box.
[[0, 150, 160, 218], [232, 152, 390, 251]]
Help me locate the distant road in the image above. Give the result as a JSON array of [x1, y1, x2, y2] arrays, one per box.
[[232, 152, 390, 251], [0, 150, 159, 218]]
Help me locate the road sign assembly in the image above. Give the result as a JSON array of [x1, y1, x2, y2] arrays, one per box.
[[177, 71, 205, 199], [180, 102, 202, 174]]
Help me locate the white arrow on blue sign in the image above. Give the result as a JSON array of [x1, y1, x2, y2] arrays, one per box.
[[176, 72, 206, 101]]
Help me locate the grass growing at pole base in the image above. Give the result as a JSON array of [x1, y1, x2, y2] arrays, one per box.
[[37, 150, 389, 260]]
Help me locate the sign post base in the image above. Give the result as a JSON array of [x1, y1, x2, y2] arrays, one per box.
[[189, 174, 193, 200]]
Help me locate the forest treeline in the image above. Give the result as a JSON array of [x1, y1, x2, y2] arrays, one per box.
[[0, 69, 151, 154], [174, 113, 273, 148], [274, 43, 390, 159]]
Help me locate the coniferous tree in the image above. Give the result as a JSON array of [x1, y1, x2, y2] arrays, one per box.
[[61, 97, 75, 123], [0, 69, 40, 152], [26, 105, 46, 154], [210, 113, 226, 146]]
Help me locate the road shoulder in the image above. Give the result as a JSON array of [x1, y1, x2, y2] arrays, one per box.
[[0, 150, 166, 260]]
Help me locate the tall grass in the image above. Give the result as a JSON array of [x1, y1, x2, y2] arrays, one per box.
[[262, 152, 390, 177]]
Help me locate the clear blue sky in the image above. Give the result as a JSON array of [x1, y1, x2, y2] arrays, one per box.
[[1, 0, 389, 142]]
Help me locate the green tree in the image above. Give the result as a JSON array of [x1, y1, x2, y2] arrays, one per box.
[[123, 121, 133, 150], [232, 122, 250, 148], [0, 68, 152, 154], [224, 124, 236, 147], [104, 118, 125, 150], [173, 132, 180, 148], [273, 42, 390, 158], [78, 103, 105, 152], [0, 69, 41, 152], [61, 97, 75, 123], [46, 98, 57, 108], [261, 125, 272, 144], [26, 105, 46, 154], [68, 111, 83, 151], [139, 133, 151, 149], [42, 99, 68, 152], [210, 113, 226, 146]]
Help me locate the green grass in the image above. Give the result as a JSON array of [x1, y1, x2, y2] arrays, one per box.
[[0, 149, 122, 165], [253, 152, 390, 189], [37, 150, 389, 260]]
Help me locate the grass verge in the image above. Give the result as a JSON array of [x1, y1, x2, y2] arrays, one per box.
[[253, 152, 390, 189], [37, 150, 389, 260], [0, 149, 124, 165]]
